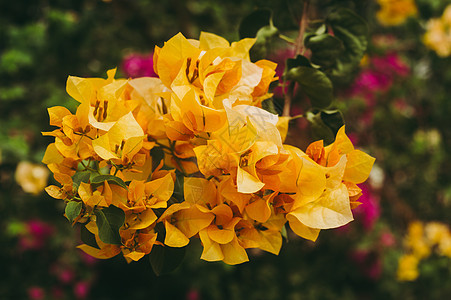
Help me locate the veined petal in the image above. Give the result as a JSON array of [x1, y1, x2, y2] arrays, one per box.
[[164, 220, 190, 247]]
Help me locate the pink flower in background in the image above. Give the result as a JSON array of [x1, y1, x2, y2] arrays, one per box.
[[74, 281, 91, 299], [353, 184, 381, 231], [27, 286, 45, 300], [122, 53, 156, 78], [372, 52, 410, 77], [348, 52, 410, 108], [186, 289, 201, 300], [19, 220, 55, 251], [380, 231, 396, 247]]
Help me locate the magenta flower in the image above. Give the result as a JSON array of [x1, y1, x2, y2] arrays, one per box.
[[18, 220, 55, 251], [353, 184, 380, 231], [27, 286, 45, 300], [74, 281, 91, 299], [122, 53, 156, 78]]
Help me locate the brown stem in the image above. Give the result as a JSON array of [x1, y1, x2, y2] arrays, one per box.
[[283, 82, 295, 117], [295, 0, 310, 55], [283, 0, 309, 117]]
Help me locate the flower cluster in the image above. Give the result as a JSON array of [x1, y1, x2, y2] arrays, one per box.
[[423, 5, 451, 57], [376, 0, 417, 26], [398, 221, 451, 281], [43, 32, 375, 265]]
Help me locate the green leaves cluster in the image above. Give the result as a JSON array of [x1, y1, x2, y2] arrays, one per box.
[[239, 6, 367, 143]]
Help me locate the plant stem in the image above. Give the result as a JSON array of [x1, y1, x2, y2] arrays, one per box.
[[283, 0, 310, 117], [295, 0, 310, 55]]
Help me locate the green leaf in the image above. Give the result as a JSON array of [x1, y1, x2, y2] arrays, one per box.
[[72, 171, 90, 191], [90, 174, 127, 190], [261, 98, 278, 115], [305, 34, 344, 68], [65, 201, 82, 224], [80, 224, 99, 249], [285, 65, 334, 109], [285, 55, 312, 73], [320, 109, 344, 136], [326, 8, 368, 80], [95, 205, 125, 245], [149, 245, 186, 276], [239, 9, 279, 60], [306, 109, 344, 145]]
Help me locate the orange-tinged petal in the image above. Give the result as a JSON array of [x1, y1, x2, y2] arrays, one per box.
[[305, 140, 326, 166], [211, 204, 233, 225], [42, 143, 64, 165], [245, 195, 274, 224], [207, 217, 240, 245], [165, 119, 194, 141], [164, 220, 190, 247], [343, 150, 376, 184], [45, 185, 65, 199], [219, 176, 251, 213], [127, 209, 157, 230], [221, 236, 249, 265], [174, 206, 215, 238], [123, 250, 146, 262], [77, 243, 120, 259]]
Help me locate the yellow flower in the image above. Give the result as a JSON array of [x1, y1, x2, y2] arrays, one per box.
[[423, 5, 451, 57], [15, 161, 50, 195], [397, 254, 420, 281], [376, 0, 417, 26]]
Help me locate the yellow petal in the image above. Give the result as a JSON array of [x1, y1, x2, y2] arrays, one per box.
[[123, 250, 146, 261], [291, 183, 353, 229], [343, 150, 376, 184], [221, 236, 249, 265], [48, 106, 72, 127], [156, 32, 202, 88], [174, 206, 215, 238], [286, 214, 321, 242], [199, 229, 224, 262], [77, 243, 120, 259], [42, 143, 64, 165], [237, 166, 265, 194], [245, 196, 272, 223], [127, 209, 157, 230], [276, 116, 290, 143], [199, 31, 230, 49], [164, 220, 190, 247]]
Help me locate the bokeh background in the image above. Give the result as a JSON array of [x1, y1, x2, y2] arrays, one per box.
[[2, 0, 451, 299]]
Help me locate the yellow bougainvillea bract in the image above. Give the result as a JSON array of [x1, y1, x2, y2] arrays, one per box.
[[43, 32, 374, 265]]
